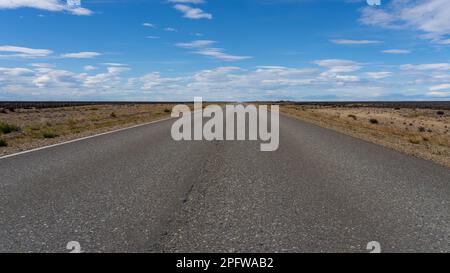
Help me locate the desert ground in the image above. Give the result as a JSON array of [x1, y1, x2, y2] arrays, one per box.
[[280, 104, 450, 168], [0, 104, 177, 156]]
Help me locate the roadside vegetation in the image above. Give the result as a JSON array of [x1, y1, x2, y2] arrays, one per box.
[[0, 122, 21, 134], [280, 104, 450, 168], [0, 104, 179, 156]]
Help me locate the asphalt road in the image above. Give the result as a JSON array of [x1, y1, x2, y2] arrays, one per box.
[[1, 111, 450, 253]]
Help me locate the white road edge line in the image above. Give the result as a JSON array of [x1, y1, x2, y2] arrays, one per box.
[[0, 116, 175, 160]]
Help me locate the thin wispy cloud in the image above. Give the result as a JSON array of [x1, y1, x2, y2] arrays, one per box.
[[194, 48, 251, 61], [61, 52, 101, 59], [0, 45, 53, 58], [164, 27, 178, 32], [366, 72, 392, 79], [331, 39, 382, 45], [176, 40, 251, 61], [176, 40, 216, 48], [382, 49, 411, 54], [168, 0, 205, 3], [142, 23, 156, 28]]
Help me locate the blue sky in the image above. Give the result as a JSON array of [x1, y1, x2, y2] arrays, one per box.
[[1, 0, 450, 101]]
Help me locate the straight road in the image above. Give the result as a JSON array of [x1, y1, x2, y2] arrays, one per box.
[[1, 111, 450, 252]]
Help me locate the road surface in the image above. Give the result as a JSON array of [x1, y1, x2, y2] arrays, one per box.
[[1, 111, 450, 253]]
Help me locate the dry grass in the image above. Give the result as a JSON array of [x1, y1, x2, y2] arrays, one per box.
[[280, 105, 450, 168], [0, 104, 179, 156]]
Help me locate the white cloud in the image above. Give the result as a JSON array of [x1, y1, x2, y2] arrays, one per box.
[[142, 23, 156, 28], [84, 65, 97, 71], [366, 71, 392, 79], [427, 91, 450, 97], [313, 59, 361, 73], [101, 63, 127, 67], [401, 63, 450, 71], [176, 40, 216, 48], [360, 0, 450, 43], [382, 49, 411, 54], [30, 63, 54, 68], [0, 67, 34, 76], [331, 39, 382, 45], [61, 52, 101, 59], [173, 4, 212, 19], [0, 45, 53, 58], [0, 0, 93, 15], [175, 40, 250, 61], [194, 48, 251, 61], [168, 0, 205, 3], [313, 59, 362, 84], [164, 27, 178, 32], [146, 36, 160, 39], [429, 83, 450, 91], [2, 62, 447, 101]]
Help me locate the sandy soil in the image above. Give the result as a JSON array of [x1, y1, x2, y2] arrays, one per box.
[[0, 104, 177, 156], [280, 104, 450, 168]]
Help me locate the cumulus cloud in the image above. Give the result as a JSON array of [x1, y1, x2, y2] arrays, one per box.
[[0, 0, 93, 15], [2, 60, 449, 100]]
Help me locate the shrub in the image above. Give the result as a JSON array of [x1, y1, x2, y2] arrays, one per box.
[[0, 108, 7, 114], [409, 136, 421, 144], [369, 118, 379, 124], [164, 108, 171, 113], [0, 139, 7, 147], [348, 114, 357, 120], [0, 122, 21, 134], [437, 111, 445, 116], [110, 112, 117, 118], [418, 126, 426, 132], [42, 130, 59, 139]]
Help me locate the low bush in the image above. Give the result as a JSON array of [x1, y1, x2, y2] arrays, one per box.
[[0, 139, 7, 147], [348, 114, 357, 120], [369, 118, 379, 124], [42, 130, 59, 139], [0, 122, 21, 134], [409, 136, 421, 144]]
